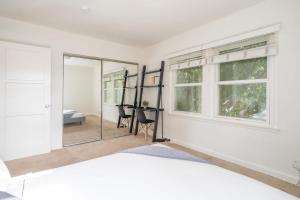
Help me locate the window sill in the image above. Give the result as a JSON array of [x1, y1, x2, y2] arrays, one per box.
[[167, 111, 279, 133], [168, 111, 205, 119]]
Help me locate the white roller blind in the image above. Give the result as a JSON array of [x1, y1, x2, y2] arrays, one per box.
[[168, 33, 277, 69], [209, 34, 277, 64], [168, 50, 206, 70]]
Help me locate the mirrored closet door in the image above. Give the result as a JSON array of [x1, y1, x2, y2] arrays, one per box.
[[102, 61, 138, 140], [63, 55, 102, 146]]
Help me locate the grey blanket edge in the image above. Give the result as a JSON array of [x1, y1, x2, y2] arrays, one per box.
[[0, 191, 20, 200], [121, 145, 209, 164]]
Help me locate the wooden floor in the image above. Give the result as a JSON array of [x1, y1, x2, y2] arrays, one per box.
[[63, 115, 130, 146], [5, 135, 300, 198]]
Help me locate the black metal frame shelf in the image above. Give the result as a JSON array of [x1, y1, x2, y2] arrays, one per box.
[[117, 70, 138, 133], [125, 73, 138, 78], [124, 86, 137, 89], [141, 85, 164, 88], [134, 61, 170, 143]]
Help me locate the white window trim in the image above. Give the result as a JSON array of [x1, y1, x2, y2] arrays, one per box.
[[212, 55, 276, 128], [103, 80, 111, 104], [168, 56, 278, 131], [166, 26, 280, 131], [103, 70, 124, 106], [169, 66, 204, 117]]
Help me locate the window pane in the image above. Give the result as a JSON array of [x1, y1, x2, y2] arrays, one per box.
[[104, 90, 108, 103], [106, 90, 113, 103], [114, 72, 124, 80], [114, 79, 123, 88], [104, 81, 113, 103], [219, 83, 267, 121], [104, 81, 112, 89], [219, 57, 267, 81], [175, 86, 201, 113], [176, 66, 202, 84], [114, 89, 123, 104]]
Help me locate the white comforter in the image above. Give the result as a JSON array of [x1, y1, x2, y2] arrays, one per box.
[[7, 150, 299, 200]]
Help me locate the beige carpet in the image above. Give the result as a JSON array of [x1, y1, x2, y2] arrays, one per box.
[[6, 135, 151, 177], [63, 115, 131, 146], [102, 118, 131, 140]]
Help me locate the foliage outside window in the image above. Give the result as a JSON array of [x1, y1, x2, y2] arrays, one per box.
[[103, 78, 113, 104], [174, 66, 202, 113], [218, 57, 267, 121]]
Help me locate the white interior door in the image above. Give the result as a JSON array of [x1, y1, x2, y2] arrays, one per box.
[[0, 41, 51, 161]]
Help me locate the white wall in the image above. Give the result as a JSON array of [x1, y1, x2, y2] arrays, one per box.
[[64, 66, 96, 115], [144, 0, 300, 183], [0, 16, 144, 150]]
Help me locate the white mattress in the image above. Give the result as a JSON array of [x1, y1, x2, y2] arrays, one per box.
[[6, 147, 299, 200], [63, 109, 76, 114], [71, 112, 84, 118]]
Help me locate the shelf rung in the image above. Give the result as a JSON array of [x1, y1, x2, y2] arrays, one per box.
[[125, 74, 138, 78], [124, 86, 137, 89], [141, 85, 164, 88], [144, 69, 161, 75], [136, 107, 164, 111], [115, 104, 133, 107]]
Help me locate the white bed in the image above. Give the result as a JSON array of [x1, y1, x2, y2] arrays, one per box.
[[3, 145, 299, 200]]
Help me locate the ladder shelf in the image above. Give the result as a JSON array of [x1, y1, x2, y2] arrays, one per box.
[[134, 61, 170, 143]]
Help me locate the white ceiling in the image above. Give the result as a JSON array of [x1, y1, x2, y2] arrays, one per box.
[[0, 0, 263, 47]]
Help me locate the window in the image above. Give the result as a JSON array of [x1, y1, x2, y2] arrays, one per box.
[[217, 57, 268, 121], [114, 75, 124, 105], [103, 71, 124, 105], [174, 66, 202, 113], [103, 77, 113, 104], [168, 32, 277, 127]]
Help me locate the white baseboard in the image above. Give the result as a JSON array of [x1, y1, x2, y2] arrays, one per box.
[[170, 137, 298, 184]]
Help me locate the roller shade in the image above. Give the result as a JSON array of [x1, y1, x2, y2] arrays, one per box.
[[168, 33, 277, 69], [209, 34, 277, 64], [169, 50, 206, 70]]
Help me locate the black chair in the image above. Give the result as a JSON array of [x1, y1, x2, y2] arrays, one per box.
[[136, 108, 155, 140], [118, 106, 131, 128]]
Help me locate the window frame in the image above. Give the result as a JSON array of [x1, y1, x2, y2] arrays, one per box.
[[113, 77, 124, 105], [103, 78, 112, 105], [213, 56, 274, 126], [170, 65, 204, 117], [103, 70, 125, 106], [168, 56, 276, 129], [167, 29, 279, 130]]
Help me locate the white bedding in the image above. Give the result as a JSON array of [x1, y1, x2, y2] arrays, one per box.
[[6, 147, 299, 200], [71, 112, 84, 118], [0, 159, 11, 191], [63, 110, 75, 114]]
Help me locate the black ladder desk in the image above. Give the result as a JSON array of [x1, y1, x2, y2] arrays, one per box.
[[116, 69, 138, 133], [134, 61, 170, 142]]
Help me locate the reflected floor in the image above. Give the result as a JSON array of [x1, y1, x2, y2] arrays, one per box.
[[63, 115, 131, 146]]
